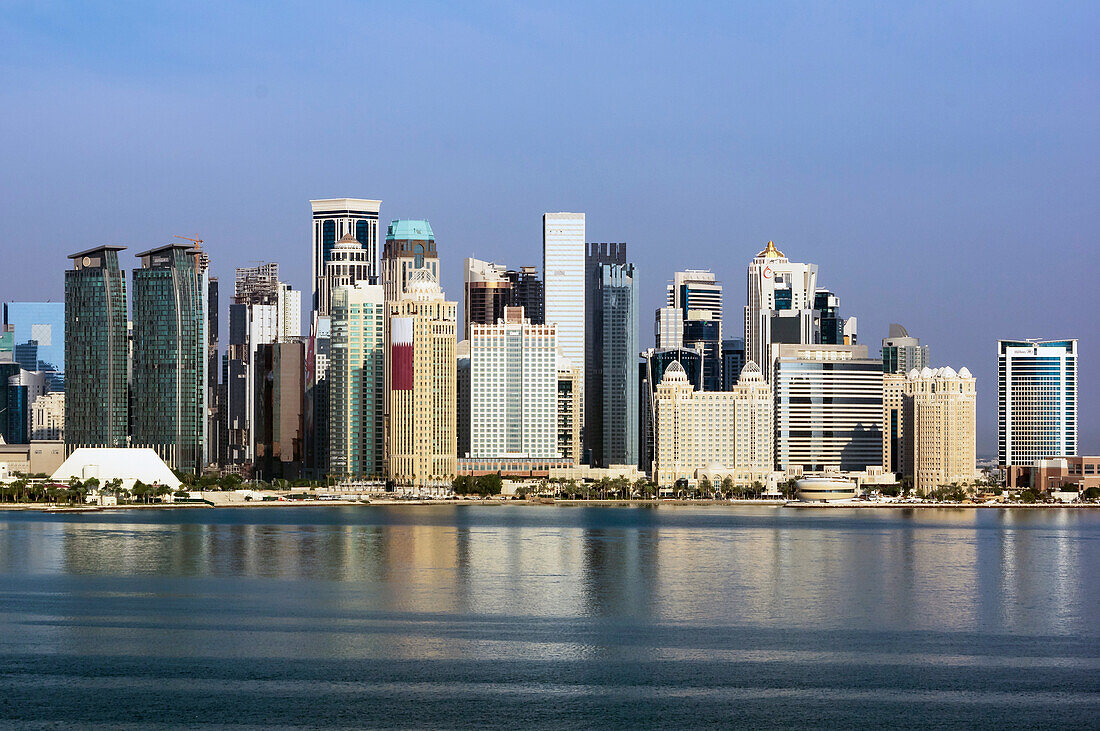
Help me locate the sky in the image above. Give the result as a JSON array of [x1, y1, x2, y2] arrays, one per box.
[[1, 1, 1097, 455]]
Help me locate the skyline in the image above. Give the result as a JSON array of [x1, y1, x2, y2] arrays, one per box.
[[1, 2, 1097, 454]]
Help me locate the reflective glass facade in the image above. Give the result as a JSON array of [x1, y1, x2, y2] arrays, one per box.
[[998, 339, 1078, 466], [65, 246, 128, 450], [131, 245, 205, 474], [3, 302, 65, 390]]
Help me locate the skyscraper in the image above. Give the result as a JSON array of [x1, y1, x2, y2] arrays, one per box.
[[744, 242, 818, 383], [329, 283, 386, 478], [319, 233, 372, 318], [899, 366, 977, 493], [667, 270, 723, 391], [464, 258, 511, 340], [585, 243, 638, 467], [814, 289, 857, 345], [311, 198, 381, 313], [654, 306, 683, 349], [469, 307, 559, 464], [774, 344, 884, 473], [881, 323, 929, 374], [722, 338, 746, 391], [64, 246, 128, 452], [382, 220, 438, 304], [3, 302, 65, 390], [253, 340, 305, 481], [998, 339, 1078, 469], [385, 269, 457, 488], [639, 346, 705, 474], [131, 244, 205, 474], [506, 267, 543, 325], [557, 357, 582, 466], [543, 212, 585, 396]]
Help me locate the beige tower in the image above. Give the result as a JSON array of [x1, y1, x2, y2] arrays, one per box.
[[385, 269, 457, 488], [906, 366, 977, 493]]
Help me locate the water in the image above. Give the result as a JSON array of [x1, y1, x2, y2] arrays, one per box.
[[0, 505, 1098, 728]]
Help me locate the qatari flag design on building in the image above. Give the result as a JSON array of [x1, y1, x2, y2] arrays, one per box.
[[390, 317, 414, 390]]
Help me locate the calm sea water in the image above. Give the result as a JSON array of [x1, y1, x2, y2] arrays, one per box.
[[0, 505, 1098, 728]]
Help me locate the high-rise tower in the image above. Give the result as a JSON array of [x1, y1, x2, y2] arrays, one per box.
[[744, 242, 819, 383], [668, 270, 723, 391], [64, 246, 128, 453], [131, 244, 206, 474], [382, 220, 438, 304], [311, 198, 381, 313], [543, 213, 585, 396], [998, 339, 1078, 469]]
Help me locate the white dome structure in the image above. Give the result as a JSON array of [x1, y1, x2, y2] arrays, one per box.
[[958, 367, 972, 378], [908, 368, 920, 380], [403, 268, 442, 301], [920, 367, 934, 379], [662, 360, 688, 383], [739, 360, 764, 381], [939, 366, 957, 379]]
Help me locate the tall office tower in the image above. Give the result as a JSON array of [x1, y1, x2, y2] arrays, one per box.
[[881, 323, 929, 374], [206, 277, 220, 467], [744, 242, 818, 383], [543, 213, 586, 395], [882, 374, 907, 474], [667, 270, 723, 391], [456, 340, 471, 457], [464, 258, 511, 339], [651, 361, 772, 486], [319, 233, 372, 317], [65, 246, 128, 453], [252, 340, 305, 481], [638, 347, 705, 474], [329, 283, 386, 478], [722, 338, 746, 390], [304, 314, 331, 477], [3, 302, 65, 390], [901, 366, 977, 493], [382, 220, 438, 305], [814, 289, 857, 345], [998, 339, 1078, 469], [1, 367, 48, 444], [311, 198, 381, 313], [585, 243, 638, 467], [385, 269, 457, 488], [506, 267, 544, 324], [774, 344, 884, 473], [277, 282, 302, 340], [31, 391, 65, 441], [557, 356, 582, 465], [131, 244, 205, 474], [655, 306, 683, 349], [469, 307, 559, 464], [224, 265, 288, 469]]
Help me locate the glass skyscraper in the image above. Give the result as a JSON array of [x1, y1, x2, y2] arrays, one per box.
[[311, 198, 381, 313], [2, 302, 65, 390], [998, 339, 1078, 467], [65, 245, 129, 451], [131, 244, 206, 474], [585, 243, 638, 467]]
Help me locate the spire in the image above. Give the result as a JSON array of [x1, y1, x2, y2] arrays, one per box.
[[757, 240, 785, 259]]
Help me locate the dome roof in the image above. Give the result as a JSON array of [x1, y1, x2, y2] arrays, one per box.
[[907, 368, 920, 380], [403, 268, 442, 300], [939, 366, 957, 379], [919, 367, 934, 379], [739, 360, 764, 381], [958, 367, 972, 378], [334, 232, 362, 251], [662, 360, 688, 383]]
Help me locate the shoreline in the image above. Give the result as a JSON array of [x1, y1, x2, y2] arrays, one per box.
[[1, 498, 1096, 512]]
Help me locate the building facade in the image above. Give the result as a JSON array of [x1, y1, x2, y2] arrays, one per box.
[[585, 243, 638, 467], [464, 258, 511, 340], [903, 366, 977, 493], [774, 344, 884, 473], [385, 270, 457, 487], [131, 244, 206, 474], [3, 302, 65, 390], [329, 283, 385, 478], [65, 246, 129, 452], [320, 233, 372, 318], [722, 338, 746, 391], [31, 391, 65, 441], [651, 361, 772, 486], [543, 212, 586, 397], [469, 307, 558, 463], [557, 357, 582, 466], [311, 198, 381, 313], [881, 323, 929, 374], [382, 220, 438, 305], [998, 339, 1078, 468], [253, 340, 305, 480], [506, 267, 543, 325], [744, 242, 818, 383], [668, 270, 723, 391], [639, 347, 705, 475]]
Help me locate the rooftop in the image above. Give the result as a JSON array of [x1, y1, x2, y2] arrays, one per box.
[[387, 219, 434, 241]]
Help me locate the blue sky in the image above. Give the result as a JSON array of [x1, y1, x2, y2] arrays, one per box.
[[1, 1, 1097, 454]]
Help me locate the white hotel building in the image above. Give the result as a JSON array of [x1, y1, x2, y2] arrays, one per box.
[[998, 339, 1078, 468], [469, 308, 559, 463]]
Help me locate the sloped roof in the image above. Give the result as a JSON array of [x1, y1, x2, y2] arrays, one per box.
[[51, 448, 181, 488]]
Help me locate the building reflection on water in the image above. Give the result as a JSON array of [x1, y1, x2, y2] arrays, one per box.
[[0, 505, 1096, 657]]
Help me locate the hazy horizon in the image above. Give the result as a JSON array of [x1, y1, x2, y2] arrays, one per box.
[[1, 2, 1096, 454]]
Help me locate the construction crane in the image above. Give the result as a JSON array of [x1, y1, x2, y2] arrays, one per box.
[[174, 234, 208, 272]]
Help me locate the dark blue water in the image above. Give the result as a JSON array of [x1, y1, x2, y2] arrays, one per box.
[[1, 505, 1098, 728]]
